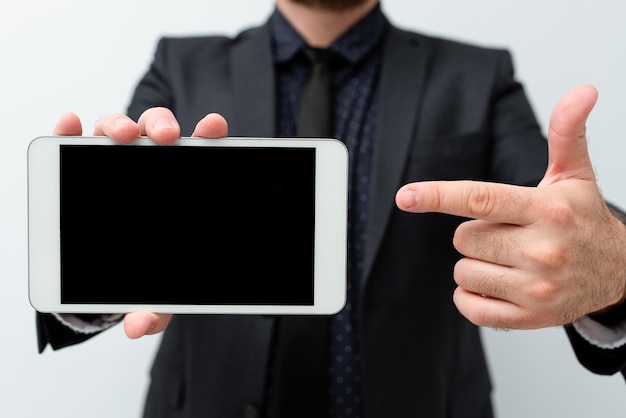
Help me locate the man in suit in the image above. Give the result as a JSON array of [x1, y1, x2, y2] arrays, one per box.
[[38, 0, 626, 417]]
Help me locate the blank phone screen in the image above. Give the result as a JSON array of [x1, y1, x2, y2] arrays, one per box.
[[59, 144, 316, 305]]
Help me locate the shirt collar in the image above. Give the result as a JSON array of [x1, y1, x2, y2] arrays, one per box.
[[270, 3, 388, 65]]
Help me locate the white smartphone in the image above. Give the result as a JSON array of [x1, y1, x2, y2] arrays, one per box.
[[28, 136, 348, 315]]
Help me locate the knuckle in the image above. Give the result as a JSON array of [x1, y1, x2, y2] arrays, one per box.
[[529, 242, 571, 270], [425, 182, 445, 211], [526, 280, 560, 304], [465, 184, 497, 218], [468, 304, 489, 326]]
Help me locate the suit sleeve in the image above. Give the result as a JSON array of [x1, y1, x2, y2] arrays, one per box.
[[36, 312, 108, 352], [565, 325, 626, 379]]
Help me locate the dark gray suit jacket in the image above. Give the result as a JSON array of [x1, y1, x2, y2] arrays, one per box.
[[37, 17, 626, 418]]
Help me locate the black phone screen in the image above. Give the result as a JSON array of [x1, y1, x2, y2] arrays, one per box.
[[59, 144, 316, 305]]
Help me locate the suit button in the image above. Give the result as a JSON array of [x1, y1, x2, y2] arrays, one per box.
[[242, 403, 259, 418]]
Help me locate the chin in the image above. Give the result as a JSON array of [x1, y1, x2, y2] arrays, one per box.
[[289, 0, 371, 11]]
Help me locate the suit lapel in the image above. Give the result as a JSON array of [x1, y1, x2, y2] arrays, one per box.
[[230, 24, 276, 137], [362, 27, 432, 285]]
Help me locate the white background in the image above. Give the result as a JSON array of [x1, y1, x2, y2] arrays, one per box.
[[2, 1, 626, 417]]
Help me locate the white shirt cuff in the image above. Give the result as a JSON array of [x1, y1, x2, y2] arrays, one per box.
[[571, 315, 626, 349], [53, 313, 123, 334]]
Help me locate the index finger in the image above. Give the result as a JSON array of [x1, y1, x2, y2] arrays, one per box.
[[395, 180, 538, 225], [136, 107, 181, 144]]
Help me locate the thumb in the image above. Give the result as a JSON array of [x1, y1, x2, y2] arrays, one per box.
[[541, 84, 598, 186]]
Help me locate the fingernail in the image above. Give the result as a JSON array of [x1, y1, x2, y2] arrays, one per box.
[[400, 188, 417, 208], [154, 118, 176, 130], [113, 117, 135, 129]]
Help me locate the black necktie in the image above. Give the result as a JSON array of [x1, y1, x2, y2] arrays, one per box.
[[273, 46, 335, 418], [296, 46, 335, 137]]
